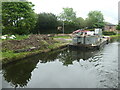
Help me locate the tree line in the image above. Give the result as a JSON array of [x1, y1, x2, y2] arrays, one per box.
[[2, 2, 111, 35]]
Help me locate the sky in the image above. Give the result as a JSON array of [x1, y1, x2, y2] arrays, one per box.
[[28, 0, 119, 24]]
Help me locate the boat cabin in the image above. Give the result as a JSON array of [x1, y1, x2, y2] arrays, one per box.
[[72, 29, 103, 45]]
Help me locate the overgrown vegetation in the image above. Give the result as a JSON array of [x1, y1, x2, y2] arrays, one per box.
[[2, 2, 36, 35], [53, 35, 71, 39], [102, 31, 116, 35], [2, 2, 106, 34], [86, 11, 105, 28], [109, 34, 120, 37], [34, 13, 58, 34], [2, 35, 29, 41], [116, 23, 120, 30], [1, 34, 69, 64], [1, 1, 117, 64]]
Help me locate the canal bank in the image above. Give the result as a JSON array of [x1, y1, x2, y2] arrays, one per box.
[[1, 34, 70, 65], [1, 39, 118, 88], [1, 34, 118, 65]]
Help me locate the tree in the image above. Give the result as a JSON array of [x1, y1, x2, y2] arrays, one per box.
[[116, 25, 120, 30], [34, 13, 58, 34], [58, 8, 79, 33], [73, 17, 86, 28], [86, 11, 105, 29], [58, 7, 76, 22], [2, 2, 36, 35]]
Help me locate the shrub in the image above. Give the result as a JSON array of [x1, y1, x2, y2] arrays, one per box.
[[116, 25, 120, 30], [102, 31, 116, 35], [86, 29, 94, 31]]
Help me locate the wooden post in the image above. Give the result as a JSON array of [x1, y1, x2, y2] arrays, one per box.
[[83, 36, 86, 44], [77, 36, 78, 44], [83, 32, 87, 44]]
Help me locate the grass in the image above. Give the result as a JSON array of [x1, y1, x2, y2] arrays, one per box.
[[53, 35, 71, 39], [1, 34, 70, 64], [1, 42, 68, 64], [14, 35, 29, 40], [1, 34, 29, 41], [1, 49, 43, 64], [48, 42, 65, 49], [2, 50, 28, 60], [109, 34, 120, 38], [1, 50, 29, 64]]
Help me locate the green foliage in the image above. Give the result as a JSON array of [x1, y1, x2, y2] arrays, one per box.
[[1, 35, 29, 41], [2, 2, 36, 35], [116, 24, 120, 30], [15, 35, 29, 40], [58, 8, 91, 33], [58, 7, 76, 22], [53, 36, 71, 39], [102, 31, 116, 35], [58, 8, 82, 33], [86, 11, 105, 29], [110, 34, 120, 38], [1, 2, 106, 35], [34, 13, 58, 34], [63, 21, 80, 33], [86, 29, 94, 31], [73, 17, 86, 28]]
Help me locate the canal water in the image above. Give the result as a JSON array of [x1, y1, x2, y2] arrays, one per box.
[[1, 39, 119, 88]]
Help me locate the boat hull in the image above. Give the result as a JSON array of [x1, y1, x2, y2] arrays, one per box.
[[69, 39, 108, 51]]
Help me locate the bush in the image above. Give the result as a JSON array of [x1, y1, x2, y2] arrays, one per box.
[[63, 21, 80, 34], [2, 2, 36, 35], [102, 31, 116, 35], [86, 29, 94, 31], [116, 25, 120, 30]]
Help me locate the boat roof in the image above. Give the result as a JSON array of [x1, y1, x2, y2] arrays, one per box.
[[73, 29, 89, 33]]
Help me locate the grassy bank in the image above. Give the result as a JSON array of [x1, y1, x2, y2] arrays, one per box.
[[1, 34, 70, 65], [109, 34, 120, 38], [53, 35, 71, 39], [2, 43, 68, 65]]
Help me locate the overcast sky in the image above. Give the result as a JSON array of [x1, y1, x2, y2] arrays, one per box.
[[28, 0, 119, 24]]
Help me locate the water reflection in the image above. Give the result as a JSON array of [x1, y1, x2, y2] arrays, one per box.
[[2, 47, 98, 88], [2, 58, 39, 88], [2, 39, 118, 88], [110, 36, 120, 43], [58, 48, 98, 66]]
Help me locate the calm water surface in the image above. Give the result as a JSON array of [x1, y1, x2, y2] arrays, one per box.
[[1, 40, 119, 88]]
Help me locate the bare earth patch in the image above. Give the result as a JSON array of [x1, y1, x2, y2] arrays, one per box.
[[2, 34, 57, 52]]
